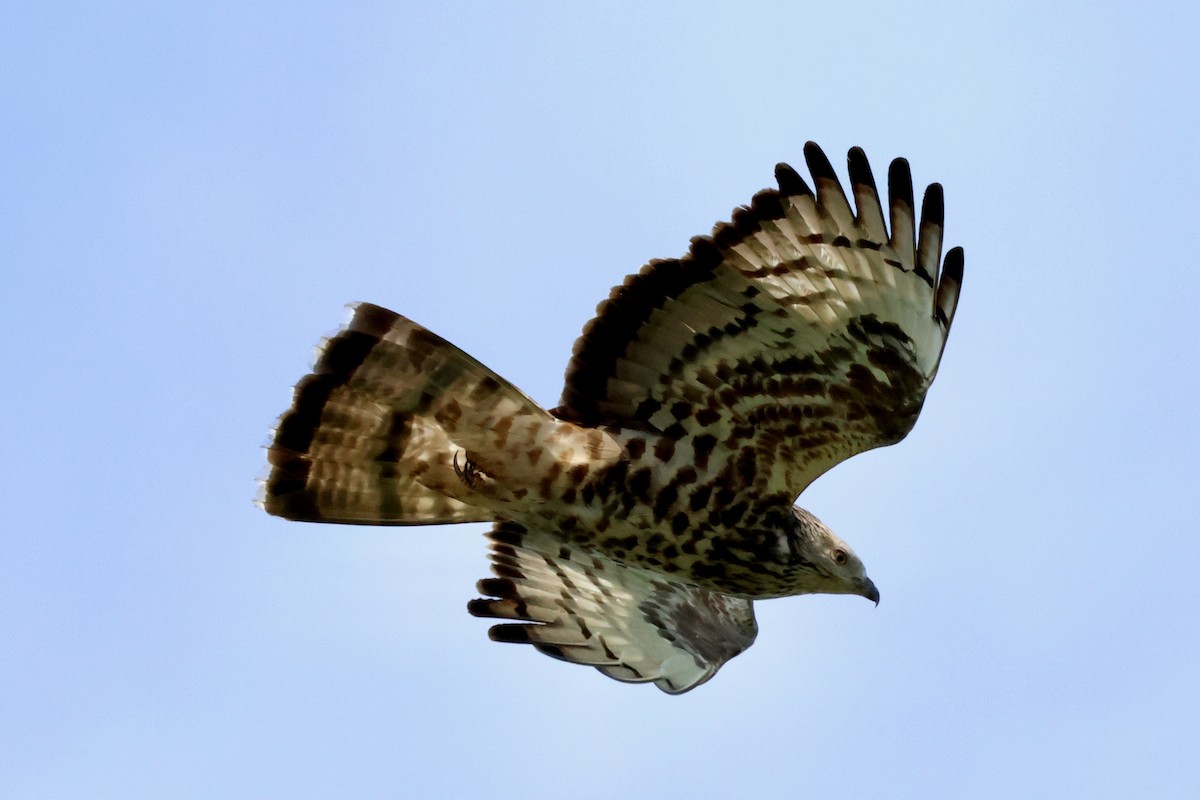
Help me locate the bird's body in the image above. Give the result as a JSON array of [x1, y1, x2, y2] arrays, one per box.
[[261, 142, 963, 692]]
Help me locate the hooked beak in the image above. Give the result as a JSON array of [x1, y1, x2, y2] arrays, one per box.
[[857, 576, 880, 606]]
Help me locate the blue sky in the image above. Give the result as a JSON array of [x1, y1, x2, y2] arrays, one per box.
[[3, 2, 1198, 797]]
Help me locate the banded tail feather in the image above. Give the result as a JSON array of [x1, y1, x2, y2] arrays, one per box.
[[261, 303, 549, 525]]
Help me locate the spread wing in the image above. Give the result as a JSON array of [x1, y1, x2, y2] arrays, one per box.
[[555, 142, 963, 498], [469, 521, 758, 694]]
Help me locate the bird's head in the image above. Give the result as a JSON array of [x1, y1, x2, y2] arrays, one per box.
[[788, 506, 879, 604]]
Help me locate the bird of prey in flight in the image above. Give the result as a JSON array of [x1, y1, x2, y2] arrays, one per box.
[[260, 142, 963, 693]]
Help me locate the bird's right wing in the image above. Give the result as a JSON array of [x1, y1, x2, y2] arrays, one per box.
[[469, 521, 758, 694]]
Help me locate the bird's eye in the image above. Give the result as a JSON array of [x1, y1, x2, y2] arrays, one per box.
[[833, 549, 848, 565]]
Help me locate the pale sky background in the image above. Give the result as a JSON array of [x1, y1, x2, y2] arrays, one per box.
[[3, 2, 1198, 798]]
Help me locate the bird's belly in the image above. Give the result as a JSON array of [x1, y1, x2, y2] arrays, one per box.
[[511, 452, 801, 598]]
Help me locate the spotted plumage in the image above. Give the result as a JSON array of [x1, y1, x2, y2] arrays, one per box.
[[260, 142, 963, 693]]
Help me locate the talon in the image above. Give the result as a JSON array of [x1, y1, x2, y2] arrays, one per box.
[[453, 450, 479, 488]]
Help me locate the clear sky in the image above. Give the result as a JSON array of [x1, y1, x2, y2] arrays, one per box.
[[3, 2, 1198, 798]]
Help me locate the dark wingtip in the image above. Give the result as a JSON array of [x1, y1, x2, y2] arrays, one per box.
[[729, 205, 760, 237], [846, 146, 876, 188], [914, 182, 945, 287], [687, 235, 724, 269], [803, 141, 837, 184], [943, 245, 965, 280], [775, 162, 813, 197], [935, 246, 965, 329], [488, 521, 525, 546], [920, 182, 945, 229], [488, 624, 533, 644], [711, 220, 739, 249], [476, 577, 515, 598], [749, 188, 785, 220], [466, 598, 495, 617], [888, 157, 914, 208]]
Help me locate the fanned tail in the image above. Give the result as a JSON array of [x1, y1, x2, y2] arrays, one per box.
[[260, 303, 550, 525]]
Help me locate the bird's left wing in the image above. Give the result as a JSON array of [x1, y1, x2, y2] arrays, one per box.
[[555, 143, 962, 498], [469, 521, 758, 694]]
